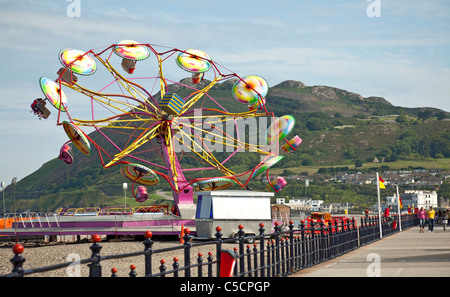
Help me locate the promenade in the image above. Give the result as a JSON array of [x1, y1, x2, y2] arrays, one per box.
[[292, 225, 450, 277]]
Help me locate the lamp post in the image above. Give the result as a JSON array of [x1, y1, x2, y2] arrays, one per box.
[[11, 177, 17, 216], [123, 183, 128, 208], [396, 185, 402, 232], [11, 177, 17, 243]]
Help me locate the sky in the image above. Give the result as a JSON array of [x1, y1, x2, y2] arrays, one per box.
[[0, 0, 449, 187]]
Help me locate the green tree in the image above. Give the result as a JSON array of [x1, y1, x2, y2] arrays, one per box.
[[282, 169, 296, 176], [418, 110, 433, 121], [395, 114, 408, 123], [389, 153, 399, 162], [306, 118, 327, 131], [436, 111, 447, 120]]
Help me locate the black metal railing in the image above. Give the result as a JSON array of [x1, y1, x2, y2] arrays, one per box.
[[1, 214, 418, 277]]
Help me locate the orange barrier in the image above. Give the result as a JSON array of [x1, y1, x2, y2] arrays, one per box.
[[0, 218, 14, 229], [0, 217, 37, 229]]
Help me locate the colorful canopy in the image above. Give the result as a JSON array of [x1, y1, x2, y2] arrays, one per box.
[[176, 49, 211, 73], [39, 77, 68, 112], [281, 135, 302, 152], [59, 49, 97, 75], [114, 40, 151, 61], [196, 177, 236, 191], [62, 121, 91, 156], [120, 163, 160, 186], [266, 176, 287, 192], [251, 155, 284, 179], [232, 75, 268, 104], [266, 115, 296, 144]]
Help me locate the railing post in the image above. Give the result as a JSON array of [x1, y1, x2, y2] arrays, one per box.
[[143, 231, 154, 276], [266, 241, 271, 277], [352, 218, 357, 250], [207, 252, 213, 277], [334, 219, 339, 257], [283, 236, 290, 275], [173, 257, 179, 277], [88, 234, 102, 277], [159, 260, 166, 277], [10, 244, 25, 277], [293, 235, 299, 271], [183, 228, 192, 277], [197, 253, 203, 277], [259, 223, 265, 277], [327, 220, 332, 260], [280, 238, 286, 276], [215, 226, 223, 277], [300, 220, 306, 269], [238, 224, 245, 276], [319, 220, 325, 263], [246, 245, 252, 277], [344, 219, 349, 253], [253, 243, 258, 277], [340, 219, 345, 255], [233, 247, 238, 276], [288, 220, 294, 274], [111, 267, 118, 277], [129, 264, 137, 277], [274, 221, 281, 276], [310, 220, 316, 265]]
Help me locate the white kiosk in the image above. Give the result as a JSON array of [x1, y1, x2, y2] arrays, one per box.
[[195, 190, 274, 239]]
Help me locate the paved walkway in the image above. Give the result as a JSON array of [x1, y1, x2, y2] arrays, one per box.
[[292, 225, 450, 277]]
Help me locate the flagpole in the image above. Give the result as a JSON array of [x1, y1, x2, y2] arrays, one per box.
[[396, 185, 402, 232], [376, 172, 383, 239]]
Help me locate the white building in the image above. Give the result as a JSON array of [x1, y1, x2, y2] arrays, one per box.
[[388, 190, 438, 210], [310, 200, 324, 211]]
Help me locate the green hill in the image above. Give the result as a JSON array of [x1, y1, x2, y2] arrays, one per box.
[[7, 79, 450, 212]]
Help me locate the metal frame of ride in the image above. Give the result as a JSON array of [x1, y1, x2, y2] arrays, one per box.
[[31, 40, 302, 213]]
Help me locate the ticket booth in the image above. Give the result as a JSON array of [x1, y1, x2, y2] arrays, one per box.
[[195, 190, 273, 239]]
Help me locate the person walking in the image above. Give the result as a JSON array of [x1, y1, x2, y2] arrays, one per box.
[[442, 210, 448, 231], [417, 207, 427, 233], [384, 205, 393, 226], [427, 206, 436, 232]]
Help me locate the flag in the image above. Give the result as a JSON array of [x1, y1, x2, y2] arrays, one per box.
[[378, 175, 385, 189], [399, 195, 403, 209]]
